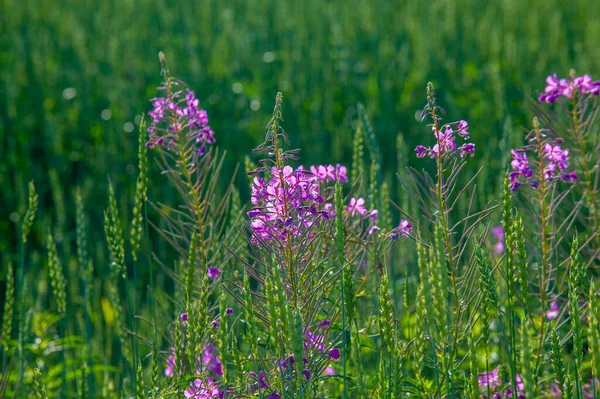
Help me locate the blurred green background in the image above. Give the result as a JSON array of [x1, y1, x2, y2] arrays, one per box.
[[2, 0, 599, 256]]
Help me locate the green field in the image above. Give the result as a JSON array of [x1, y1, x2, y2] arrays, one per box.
[[2, 0, 599, 252]]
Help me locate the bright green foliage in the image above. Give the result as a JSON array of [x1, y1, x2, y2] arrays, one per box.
[[2, 262, 14, 349], [21, 181, 38, 244], [47, 231, 67, 315]]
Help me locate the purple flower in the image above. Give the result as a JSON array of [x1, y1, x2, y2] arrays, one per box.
[[539, 73, 600, 103], [415, 145, 428, 158], [459, 143, 475, 158], [368, 210, 378, 223], [184, 378, 221, 399], [200, 344, 223, 375], [146, 87, 215, 155], [335, 164, 348, 182], [211, 320, 219, 328], [348, 198, 367, 217], [165, 344, 224, 377], [457, 120, 469, 137], [226, 308, 233, 315], [207, 268, 222, 279], [302, 369, 312, 380], [509, 140, 576, 191], [329, 348, 341, 360], [560, 171, 578, 182], [415, 121, 474, 159], [432, 125, 457, 156], [368, 225, 381, 236], [267, 391, 281, 399], [318, 319, 331, 329], [248, 165, 332, 243], [304, 330, 326, 352], [478, 368, 501, 390], [492, 225, 505, 255], [546, 301, 560, 320], [308, 164, 349, 183], [181, 313, 188, 324], [395, 220, 413, 239]]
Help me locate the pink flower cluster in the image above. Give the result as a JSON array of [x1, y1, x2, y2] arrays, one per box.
[[164, 344, 223, 377], [415, 120, 475, 159], [539, 73, 600, 103], [309, 164, 348, 183], [479, 368, 525, 399], [184, 378, 222, 399], [509, 141, 577, 192], [248, 162, 382, 243], [147, 87, 216, 156], [550, 378, 598, 399], [248, 165, 329, 242]]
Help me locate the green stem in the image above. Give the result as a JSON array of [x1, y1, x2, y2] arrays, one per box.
[[144, 201, 158, 397], [533, 122, 550, 387], [572, 95, 599, 247], [430, 105, 461, 382], [17, 236, 26, 396]]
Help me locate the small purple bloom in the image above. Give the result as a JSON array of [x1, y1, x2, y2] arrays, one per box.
[[181, 313, 188, 324], [184, 378, 221, 399], [492, 225, 505, 255], [457, 120, 469, 137], [226, 308, 233, 315], [415, 145, 428, 158], [459, 143, 475, 157], [318, 319, 331, 329], [397, 220, 413, 238], [211, 320, 219, 328], [329, 348, 341, 360], [368, 225, 381, 236], [207, 268, 222, 279], [348, 198, 367, 217], [546, 301, 560, 320], [478, 368, 501, 390], [302, 369, 311, 380]]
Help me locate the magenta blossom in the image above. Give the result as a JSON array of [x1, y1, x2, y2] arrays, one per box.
[[539, 73, 600, 103], [248, 165, 329, 243], [414, 121, 475, 159], [492, 225, 505, 255], [147, 87, 215, 156], [165, 344, 223, 377], [478, 368, 525, 399], [546, 301, 560, 320], [390, 220, 413, 240], [207, 268, 222, 279], [309, 164, 348, 183], [479, 368, 501, 390], [509, 140, 577, 192], [184, 378, 221, 399], [348, 197, 367, 217]]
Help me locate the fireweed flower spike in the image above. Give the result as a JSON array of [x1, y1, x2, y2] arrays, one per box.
[[509, 137, 577, 191], [538, 73, 600, 103], [146, 84, 215, 156], [414, 119, 475, 159]]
